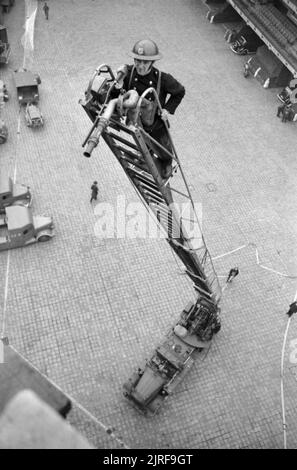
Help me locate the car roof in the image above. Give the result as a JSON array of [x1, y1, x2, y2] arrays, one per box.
[[0, 175, 12, 195], [6, 206, 33, 231], [13, 71, 38, 88]]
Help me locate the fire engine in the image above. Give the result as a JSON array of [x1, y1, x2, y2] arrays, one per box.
[[80, 64, 224, 414]]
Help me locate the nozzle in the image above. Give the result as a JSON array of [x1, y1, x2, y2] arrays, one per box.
[[83, 135, 99, 158]]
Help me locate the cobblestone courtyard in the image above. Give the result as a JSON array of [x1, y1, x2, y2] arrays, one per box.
[[0, 0, 297, 448]]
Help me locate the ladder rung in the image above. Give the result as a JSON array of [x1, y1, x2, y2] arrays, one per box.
[[139, 184, 161, 201], [107, 131, 140, 151], [138, 181, 161, 196], [126, 163, 153, 176], [137, 176, 160, 189], [143, 190, 164, 202], [114, 143, 143, 160], [108, 119, 136, 135], [120, 156, 149, 173]]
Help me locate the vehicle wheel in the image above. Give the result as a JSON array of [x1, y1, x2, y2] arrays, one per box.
[[213, 321, 221, 334], [243, 67, 250, 78], [38, 234, 51, 242], [149, 396, 163, 414], [123, 382, 133, 394]]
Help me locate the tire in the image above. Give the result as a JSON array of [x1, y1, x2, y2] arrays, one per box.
[[148, 396, 163, 414], [213, 321, 221, 334], [123, 381, 133, 394], [38, 234, 51, 242]]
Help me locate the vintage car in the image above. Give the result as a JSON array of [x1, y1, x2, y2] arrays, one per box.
[[13, 69, 41, 105], [25, 102, 44, 127], [0, 25, 11, 65], [0, 175, 32, 212], [0, 205, 54, 251], [0, 118, 8, 143]]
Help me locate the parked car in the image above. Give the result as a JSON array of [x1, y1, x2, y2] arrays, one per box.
[[0, 175, 32, 212], [25, 102, 44, 127], [0, 205, 54, 251]]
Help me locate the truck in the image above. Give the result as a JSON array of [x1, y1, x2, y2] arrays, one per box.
[[0, 205, 54, 251], [25, 102, 44, 127], [0, 175, 32, 213], [13, 69, 41, 105]]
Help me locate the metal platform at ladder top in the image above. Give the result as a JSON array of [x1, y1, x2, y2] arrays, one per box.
[[80, 64, 221, 307]]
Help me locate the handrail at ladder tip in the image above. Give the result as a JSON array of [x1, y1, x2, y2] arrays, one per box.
[[136, 87, 179, 160]]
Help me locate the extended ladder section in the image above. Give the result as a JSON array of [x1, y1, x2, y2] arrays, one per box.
[[81, 67, 221, 306]]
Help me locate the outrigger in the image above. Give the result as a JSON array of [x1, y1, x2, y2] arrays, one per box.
[[80, 64, 224, 414]]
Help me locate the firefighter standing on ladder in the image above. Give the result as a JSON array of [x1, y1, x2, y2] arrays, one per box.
[[114, 39, 185, 179]]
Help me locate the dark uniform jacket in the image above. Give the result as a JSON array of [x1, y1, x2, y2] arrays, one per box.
[[123, 64, 185, 115]]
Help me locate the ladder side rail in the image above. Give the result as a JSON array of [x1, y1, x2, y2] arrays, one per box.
[[102, 130, 213, 288], [139, 126, 177, 162], [103, 130, 220, 299], [102, 134, 148, 173], [168, 242, 214, 298], [96, 110, 221, 302], [136, 89, 221, 295]]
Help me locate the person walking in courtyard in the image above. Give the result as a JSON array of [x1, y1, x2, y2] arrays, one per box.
[[43, 2, 49, 20], [277, 102, 292, 122], [90, 181, 99, 203]]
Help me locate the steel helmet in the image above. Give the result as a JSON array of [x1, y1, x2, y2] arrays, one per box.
[[129, 39, 163, 61]]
